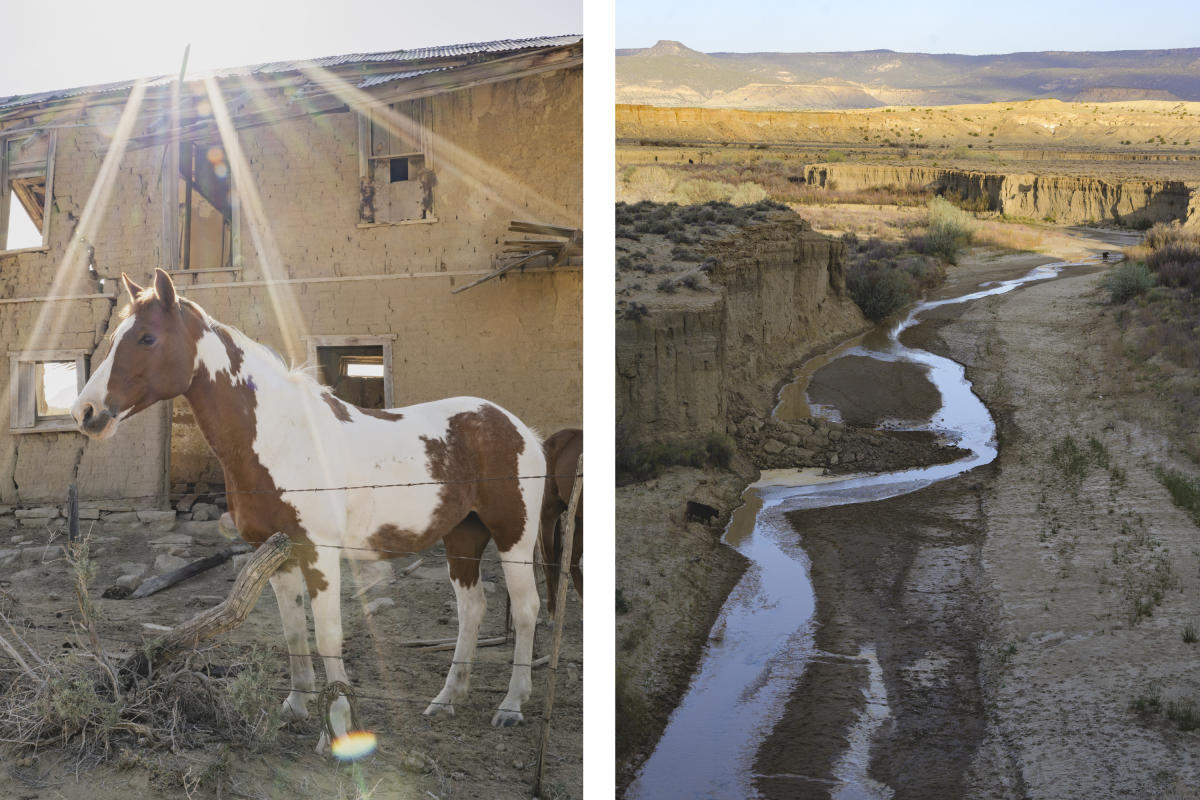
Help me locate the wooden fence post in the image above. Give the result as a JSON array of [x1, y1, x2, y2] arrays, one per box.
[[67, 483, 79, 544], [533, 452, 582, 798]]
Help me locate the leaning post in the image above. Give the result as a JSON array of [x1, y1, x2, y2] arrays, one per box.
[[532, 451, 582, 798]]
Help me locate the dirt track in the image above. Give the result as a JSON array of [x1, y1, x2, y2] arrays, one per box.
[[0, 520, 581, 799], [755, 246, 1200, 797]]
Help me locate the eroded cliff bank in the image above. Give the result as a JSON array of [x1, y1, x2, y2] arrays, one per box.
[[805, 162, 1199, 227], [616, 212, 866, 445]]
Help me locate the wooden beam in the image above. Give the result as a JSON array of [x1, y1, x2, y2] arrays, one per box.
[[449, 249, 554, 295]]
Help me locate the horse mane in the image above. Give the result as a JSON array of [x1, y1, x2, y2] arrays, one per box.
[[183, 297, 331, 395]]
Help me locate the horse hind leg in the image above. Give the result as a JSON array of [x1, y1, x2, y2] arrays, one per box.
[[424, 514, 490, 718], [269, 565, 315, 723], [483, 505, 541, 728]]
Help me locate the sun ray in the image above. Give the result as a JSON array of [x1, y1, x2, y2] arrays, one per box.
[[1, 81, 149, 434], [296, 63, 576, 226], [203, 76, 344, 517], [21, 81, 148, 354]]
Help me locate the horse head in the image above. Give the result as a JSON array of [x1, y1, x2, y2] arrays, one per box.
[[71, 268, 198, 439]]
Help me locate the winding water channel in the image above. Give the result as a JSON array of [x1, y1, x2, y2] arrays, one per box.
[[627, 251, 1119, 800]]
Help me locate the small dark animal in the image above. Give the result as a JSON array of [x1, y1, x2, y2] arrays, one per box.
[[1102, 251, 1110, 261], [539, 428, 583, 617], [685, 501, 719, 525]]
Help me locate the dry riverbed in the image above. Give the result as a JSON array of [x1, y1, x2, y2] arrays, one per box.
[[767, 247, 1200, 798], [620, 235, 1200, 798]]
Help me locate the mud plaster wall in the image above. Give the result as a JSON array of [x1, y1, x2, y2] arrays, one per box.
[[0, 66, 581, 503]]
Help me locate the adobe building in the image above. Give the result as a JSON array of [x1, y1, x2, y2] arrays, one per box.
[[0, 36, 582, 509]]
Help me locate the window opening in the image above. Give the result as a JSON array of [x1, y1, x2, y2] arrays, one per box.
[[9, 350, 86, 432], [35, 361, 76, 419], [179, 142, 232, 268], [1, 130, 55, 251], [317, 345, 386, 409]]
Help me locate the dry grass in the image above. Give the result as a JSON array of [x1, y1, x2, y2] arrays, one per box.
[[972, 218, 1049, 252], [0, 535, 281, 778]]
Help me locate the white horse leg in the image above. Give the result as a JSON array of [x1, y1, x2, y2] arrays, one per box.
[[494, 539, 540, 727], [269, 566, 314, 722], [425, 517, 490, 718], [308, 548, 352, 753]]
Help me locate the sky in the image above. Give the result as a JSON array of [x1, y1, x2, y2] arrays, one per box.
[[616, 0, 1200, 54], [0, 0, 582, 97]]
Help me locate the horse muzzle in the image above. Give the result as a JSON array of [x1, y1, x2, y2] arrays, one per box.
[[72, 399, 119, 440]]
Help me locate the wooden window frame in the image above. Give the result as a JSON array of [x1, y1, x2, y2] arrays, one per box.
[[303, 335, 396, 408], [9, 349, 88, 434], [0, 129, 56, 254], [174, 138, 242, 271]]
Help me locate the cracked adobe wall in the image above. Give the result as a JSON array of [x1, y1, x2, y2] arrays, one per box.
[[0, 66, 581, 505]]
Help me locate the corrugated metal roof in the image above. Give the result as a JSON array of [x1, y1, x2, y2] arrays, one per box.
[[358, 68, 451, 89], [0, 35, 580, 114]]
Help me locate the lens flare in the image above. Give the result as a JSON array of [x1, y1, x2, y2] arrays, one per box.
[[331, 730, 378, 761]]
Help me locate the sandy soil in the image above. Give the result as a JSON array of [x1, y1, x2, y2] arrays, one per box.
[[0, 519, 581, 799], [752, 243, 1200, 798]]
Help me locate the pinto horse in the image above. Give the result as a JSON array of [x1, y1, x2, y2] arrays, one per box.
[[71, 269, 545, 748]]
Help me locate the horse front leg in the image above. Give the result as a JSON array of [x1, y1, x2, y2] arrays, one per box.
[[308, 547, 353, 753], [269, 565, 315, 723], [425, 517, 490, 718]]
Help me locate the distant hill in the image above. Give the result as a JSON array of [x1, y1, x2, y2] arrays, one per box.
[[617, 41, 1200, 109]]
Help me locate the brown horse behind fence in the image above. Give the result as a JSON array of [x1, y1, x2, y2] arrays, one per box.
[[539, 428, 582, 616]]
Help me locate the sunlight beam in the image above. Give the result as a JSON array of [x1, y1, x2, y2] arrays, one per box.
[[4, 80, 148, 435]]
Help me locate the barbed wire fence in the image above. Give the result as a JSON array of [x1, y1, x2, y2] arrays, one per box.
[[0, 455, 584, 797]]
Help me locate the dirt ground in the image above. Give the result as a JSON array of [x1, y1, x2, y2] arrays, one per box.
[[754, 243, 1200, 798], [614, 465, 751, 790], [0, 518, 582, 799]]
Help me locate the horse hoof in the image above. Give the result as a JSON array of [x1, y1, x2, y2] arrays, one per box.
[[315, 731, 329, 755], [279, 697, 309, 725], [422, 701, 455, 718], [491, 709, 524, 728]]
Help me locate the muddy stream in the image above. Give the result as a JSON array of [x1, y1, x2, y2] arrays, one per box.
[[627, 251, 1121, 799]]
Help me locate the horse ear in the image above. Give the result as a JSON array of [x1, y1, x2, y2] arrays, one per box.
[[121, 273, 144, 303], [153, 268, 177, 309]]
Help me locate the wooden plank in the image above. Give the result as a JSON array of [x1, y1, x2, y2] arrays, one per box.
[[509, 220, 576, 237]]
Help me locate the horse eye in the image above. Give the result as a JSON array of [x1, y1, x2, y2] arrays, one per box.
[[138, 333, 157, 346]]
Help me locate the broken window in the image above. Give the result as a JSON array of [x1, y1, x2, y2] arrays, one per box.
[[179, 141, 234, 268], [358, 98, 435, 224], [0, 130, 56, 252], [9, 350, 86, 433]]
